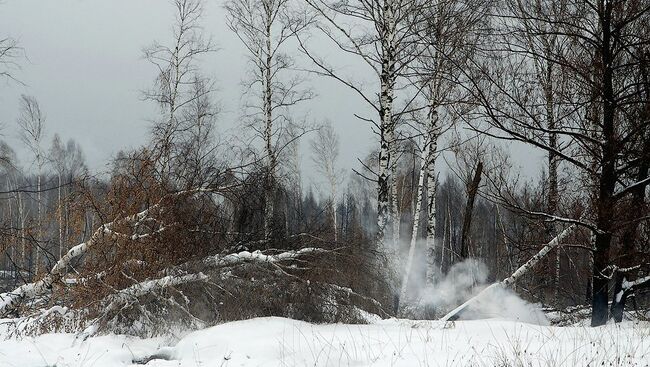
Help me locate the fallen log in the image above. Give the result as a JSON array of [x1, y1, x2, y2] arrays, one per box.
[[440, 224, 576, 322]]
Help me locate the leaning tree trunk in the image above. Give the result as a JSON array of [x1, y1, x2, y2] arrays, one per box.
[[459, 161, 483, 259], [397, 143, 429, 314], [442, 224, 576, 322]]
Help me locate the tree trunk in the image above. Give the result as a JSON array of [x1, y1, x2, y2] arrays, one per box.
[[610, 144, 648, 322], [442, 224, 576, 322], [377, 0, 396, 247], [397, 143, 428, 314], [446, 199, 452, 269], [263, 17, 275, 242], [425, 109, 440, 287], [391, 162, 400, 248], [591, 2, 616, 326], [610, 270, 627, 322], [459, 161, 483, 259], [58, 173, 64, 259], [329, 170, 338, 242], [35, 172, 42, 277], [547, 98, 560, 305]]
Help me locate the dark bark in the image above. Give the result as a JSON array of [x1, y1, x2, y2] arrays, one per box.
[[610, 270, 627, 322], [610, 133, 649, 322], [460, 161, 483, 259], [591, 0, 617, 327], [612, 276, 650, 322]]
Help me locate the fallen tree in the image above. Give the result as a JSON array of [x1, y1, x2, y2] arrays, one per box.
[[0, 186, 231, 317], [7, 245, 386, 337], [441, 224, 577, 322]]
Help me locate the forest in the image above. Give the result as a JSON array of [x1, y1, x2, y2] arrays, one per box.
[[0, 0, 648, 356]]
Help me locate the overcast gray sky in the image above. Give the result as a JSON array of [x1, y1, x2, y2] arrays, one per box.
[[0, 0, 377, 184], [0, 0, 542, 190]]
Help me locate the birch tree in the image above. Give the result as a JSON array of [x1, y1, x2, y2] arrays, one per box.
[[397, 141, 428, 314], [49, 135, 87, 259], [310, 122, 342, 241], [505, 0, 573, 306], [176, 75, 220, 187], [50, 135, 66, 260], [225, 0, 313, 241], [441, 223, 578, 321], [143, 0, 215, 186], [16, 95, 46, 277], [300, 0, 426, 260], [411, 0, 488, 287]]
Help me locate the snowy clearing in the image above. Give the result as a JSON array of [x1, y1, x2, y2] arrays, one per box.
[[1, 317, 649, 367]]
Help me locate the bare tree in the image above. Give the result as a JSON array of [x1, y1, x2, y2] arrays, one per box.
[[300, 0, 426, 254], [408, 0, 489, 288], [466, 0, 650, 325], [143, 0, 215, 185], [225, 0, 313, 241], [397, 140, 428, 314], [16, 95, 47, 277], [49, 135, 66, 260], [0, 36, 19, 82], [310, 121, 341, 240], [503, 0, 573, 307], [49, 135, 87, 259], [175, 75, 220, 187]]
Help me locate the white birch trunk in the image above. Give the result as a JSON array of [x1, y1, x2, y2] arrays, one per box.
[[425, 108, 440, 287], [440, 224, 576, 322], [262, 13, 275, 241], [398, 143, 429, 314], [329, 174, 338, 241], [0, 240, 89, 316], [376, 0, 396, 253], [35, 172, 42, 277], [390, 162, 400, 248], [17, 189, 27, 273]]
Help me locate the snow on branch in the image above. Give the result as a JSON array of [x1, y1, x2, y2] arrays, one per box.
[[202, 247, 330, 269], [613, 176, 650, 199], [102, 273, 208, 309], [622, 275, 650, 291]]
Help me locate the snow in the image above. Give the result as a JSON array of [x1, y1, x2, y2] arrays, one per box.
[[1, 317, 649, 366], [623, 275, 650, 290]]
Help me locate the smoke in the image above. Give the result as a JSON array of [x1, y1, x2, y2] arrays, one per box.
[[421, 259, 549, 325]]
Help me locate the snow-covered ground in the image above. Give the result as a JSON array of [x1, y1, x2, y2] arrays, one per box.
[[0, 317, 648, 366]]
